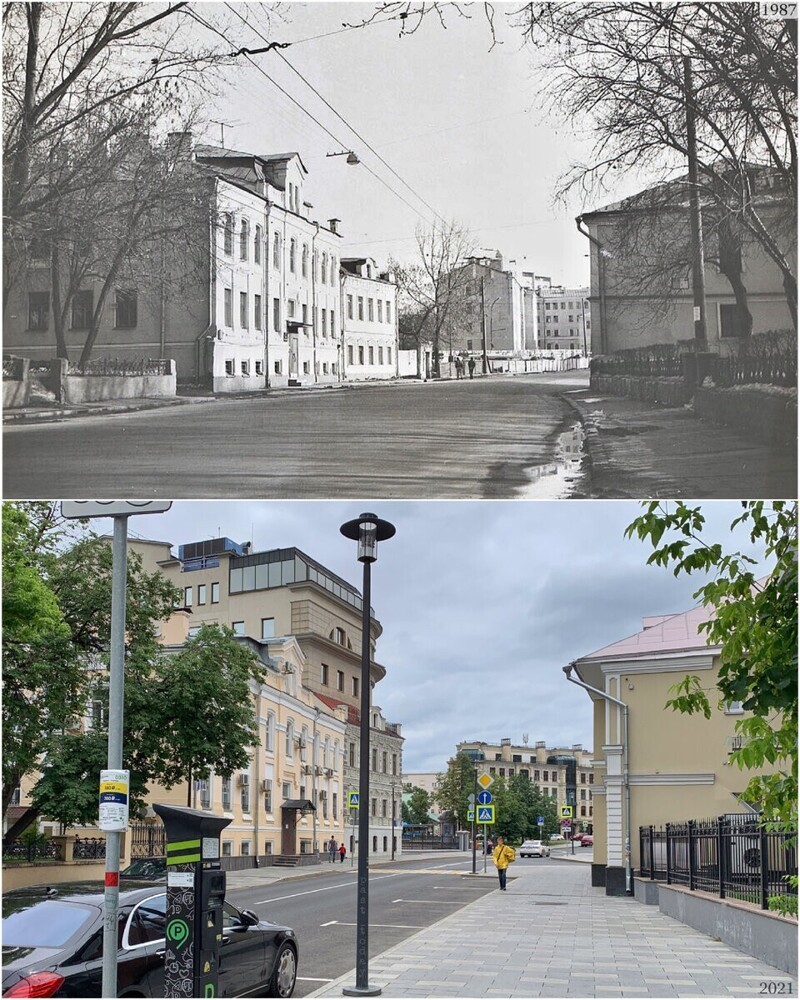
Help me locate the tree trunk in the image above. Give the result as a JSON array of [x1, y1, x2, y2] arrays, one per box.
[[50, 243, 69, 360]]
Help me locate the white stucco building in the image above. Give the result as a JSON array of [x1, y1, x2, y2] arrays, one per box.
[[340, 257, 398, 380]]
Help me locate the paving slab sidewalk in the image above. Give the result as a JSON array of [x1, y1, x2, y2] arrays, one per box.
[[308, 862, 797, 998]]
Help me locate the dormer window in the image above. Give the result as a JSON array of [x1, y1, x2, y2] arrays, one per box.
[[366, 263, 372, 278]]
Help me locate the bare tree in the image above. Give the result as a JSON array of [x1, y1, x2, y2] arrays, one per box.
[[391, 220, 475, 377]]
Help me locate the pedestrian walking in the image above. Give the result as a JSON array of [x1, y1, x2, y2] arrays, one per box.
[[468, 357, 476, 379], [486, 838, 494, 855], [492, 835, 516, 891], [455, 357, 463, 379], [339, 842, 347, 863], [327, 836, 337, 862]]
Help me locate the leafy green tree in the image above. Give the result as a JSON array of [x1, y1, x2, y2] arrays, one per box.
[[626, 501, 797, 831], [434, 752, 478, 827], [406, 786, 433, 825], [2, 503, 75, 820]]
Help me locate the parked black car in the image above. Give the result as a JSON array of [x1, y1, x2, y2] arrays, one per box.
[[2, 880, 298, 998]]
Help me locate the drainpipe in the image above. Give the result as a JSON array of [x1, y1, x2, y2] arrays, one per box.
[[563, 661, 632, 895], [254, 686, 261, 867], [576, 215, 607, 355], [263, 199, 272, 387], [339, 267, 346, 382]]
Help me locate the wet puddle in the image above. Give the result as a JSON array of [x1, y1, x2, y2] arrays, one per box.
[[518, 421, 587, 498]]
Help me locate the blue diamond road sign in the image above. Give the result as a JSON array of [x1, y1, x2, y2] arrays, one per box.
[[477, 790, 492, 805]]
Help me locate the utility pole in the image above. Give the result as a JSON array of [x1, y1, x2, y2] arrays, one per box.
[[480, 277, 488, 374], [683, 55, 708, 345]]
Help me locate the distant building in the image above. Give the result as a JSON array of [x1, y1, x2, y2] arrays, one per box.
[[536, 286, 591, 355], [578, 167, 796, 354], [340, 257, 398, 380]]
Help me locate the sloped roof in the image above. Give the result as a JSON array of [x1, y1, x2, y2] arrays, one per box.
[[578, 602, 717, 662]]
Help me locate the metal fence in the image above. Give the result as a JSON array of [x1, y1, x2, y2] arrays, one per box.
[[715, 330, 797, 388], [129, 821, 167, 858], [639, 815, 797, 910], [401, 834, 461, 851], [66, 357, 171, 377], [72, 836, 106, 859], [3, 838, 63, 862]]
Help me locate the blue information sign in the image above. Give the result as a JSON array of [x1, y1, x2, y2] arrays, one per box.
[[477, 790, 493, 805]]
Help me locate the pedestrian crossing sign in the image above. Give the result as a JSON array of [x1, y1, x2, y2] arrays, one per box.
[[477, 805, 495, 824], [560, 805, 573, 819], [467, 810, 475, 822], [348, 792, 359, 808]]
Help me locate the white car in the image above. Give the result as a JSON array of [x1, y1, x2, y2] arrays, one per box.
[[519, 839, 550, 858]]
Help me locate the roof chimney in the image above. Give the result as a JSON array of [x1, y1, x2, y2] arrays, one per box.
[[328, 218, 340, 234]]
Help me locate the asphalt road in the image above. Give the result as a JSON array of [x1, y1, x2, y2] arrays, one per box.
[[3, 373, 588, 499], [226, 856, 503, 996]]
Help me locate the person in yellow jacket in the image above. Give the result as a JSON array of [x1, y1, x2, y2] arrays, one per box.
[[492, 835, 516, 890]]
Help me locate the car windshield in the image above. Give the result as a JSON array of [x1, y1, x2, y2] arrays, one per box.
[[3, 900, 93, 948]]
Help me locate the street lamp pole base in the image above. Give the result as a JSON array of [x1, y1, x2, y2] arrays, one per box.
[[343, 987, 382, 997]]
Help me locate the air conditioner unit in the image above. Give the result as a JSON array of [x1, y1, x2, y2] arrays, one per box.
[[726, 735, 744, 753], [325, 768, 334, 777], [303, 764, 312, 775], [260, 780, 270, 792], [237, 773, 250, 787]]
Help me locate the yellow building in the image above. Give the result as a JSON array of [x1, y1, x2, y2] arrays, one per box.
[[571, 601, 767, 896]]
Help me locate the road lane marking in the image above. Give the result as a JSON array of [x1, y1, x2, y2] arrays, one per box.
[[392, 898, 464, 904], [256, 872, 401, 905], [296, 977, 334, 982], [322, 920, 424, 929]]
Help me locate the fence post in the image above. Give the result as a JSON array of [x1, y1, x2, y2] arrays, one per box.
[[688, 820, 695, 891], [649, 825, 655, 880], [717, 816, 726, 900], [760, 824, 769, 910], [665, 823, 671, 885]]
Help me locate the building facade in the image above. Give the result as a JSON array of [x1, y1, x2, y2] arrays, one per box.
[[456, 738, 595, 831], [578, 169, 796, 355], [133, 534, 404, 860], [536, 286, 591, 355], [340, 257, 398, 380], [572, 601, 776, 895]]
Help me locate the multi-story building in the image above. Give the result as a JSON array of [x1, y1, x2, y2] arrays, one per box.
[[340, 257, 398, 380], [133, 534, 404, 859], [536, 286, 591, 355], [4, 134, 344, 392], [456, 738, 594, 830]]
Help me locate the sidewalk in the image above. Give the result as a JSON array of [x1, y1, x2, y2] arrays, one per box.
[[562, 386, 797, 499], [307, 860, 797, 998]]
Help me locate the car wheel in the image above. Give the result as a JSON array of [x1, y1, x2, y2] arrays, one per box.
[[266, 942, 297, 998]]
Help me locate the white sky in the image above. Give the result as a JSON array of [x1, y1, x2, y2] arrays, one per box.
[[116, 499, 772, 773], [186, 1, 658, 286]]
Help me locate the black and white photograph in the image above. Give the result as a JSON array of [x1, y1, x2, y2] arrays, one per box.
[[2, 2, 796, 498]]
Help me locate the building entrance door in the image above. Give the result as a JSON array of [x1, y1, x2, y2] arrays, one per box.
[[281, 808, 297, 855], [289, 333, 299, 379]]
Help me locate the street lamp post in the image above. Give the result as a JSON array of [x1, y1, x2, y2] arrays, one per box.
[[312, 708, 320, 860], [391, 782, 396, 861], [340, 513, 396, 997]]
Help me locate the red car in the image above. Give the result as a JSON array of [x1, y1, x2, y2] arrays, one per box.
[[579, 834, 593, 847]]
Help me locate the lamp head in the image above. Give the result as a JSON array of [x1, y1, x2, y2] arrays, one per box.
[[562, 663, 574, 677], [340, 512, 396, 563]]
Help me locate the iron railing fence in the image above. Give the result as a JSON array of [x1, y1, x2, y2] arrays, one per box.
[[129, 821, 167, 859], [66, 357, 171, 377], [3, 838, 63, 862], [72, 836, 106, 859], [2, 356, 25, 378], [715, 330, 797, 388], [591, 342, 687, 378], [639, 815, 797, 910], [401, 834, 461, 851]]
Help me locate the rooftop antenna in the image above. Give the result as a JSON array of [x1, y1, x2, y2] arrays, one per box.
[[209, 119, 234, 148], [522, 733, 529, 745]]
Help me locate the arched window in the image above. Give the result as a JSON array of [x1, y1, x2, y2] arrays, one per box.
[[265, 713, 275, 752], [240, 218, 249, 261], [223, 213, 233, 255], [289, 238, 296, 273], [323, 737, 330, 768], [273, 232, 281, 269], [302, 244, 308, 278], [254, 224, 262, 264]]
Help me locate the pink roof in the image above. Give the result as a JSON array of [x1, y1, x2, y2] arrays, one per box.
[[580, 602, 717, 662]]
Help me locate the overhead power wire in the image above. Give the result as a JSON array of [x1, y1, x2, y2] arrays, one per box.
[[185, 7, 437, 228], [223, 2, 448, 227]]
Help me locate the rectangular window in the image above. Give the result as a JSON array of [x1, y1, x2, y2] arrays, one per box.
[[221, 777, 232, 811], [352, 676, 359, 698], [184, 586, 193, 606], [274, 361, 282, 374], [303, 361, 309, 374], [368, 346, 374, 364], [261, 617, 275, 639], [348, 345, 354, 365], [114, 290, 137, 329], [241, 840, 251, 856], [273, 298, 281, 333], [224, 288, 233, 327], [255, 360, 263, 376], [322, 310, 327, 336], [232, 621, 245, 636], [287, 300, 295, 319], [321, 663, 329, 685], [330, 309, 335, 337], [382, 799, 387, 818], [371, 798, 377, 817], [371, 749, 378, 771], [382, 752, 387, 773], [368, 299, 374, 321], [358, 346, 364, 365], [264, 779, 272, 813], [347, 295, 353, 319], [282, 782, 291, 800], [358, 297, 364, 320], [387, 348, 391, 364], [211, 582, 220, 603], [254, 294, 262, 329], [71, 290, 93, 329], [378, 347, 384, 365], [241, 360, 249, 376], [28, 291, 49, 331], [377, 300, 383, 322], [222, 841, 233, 856], [197, 584, 207, 605], [337, 670, 344, 692], [386, 301, 391, 323]]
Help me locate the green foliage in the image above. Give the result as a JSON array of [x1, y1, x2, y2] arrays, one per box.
[[627, 501, 798, 830], [406, 786, 433, 825], [433, 752, 479, 828], [768, 876, 798, 917]]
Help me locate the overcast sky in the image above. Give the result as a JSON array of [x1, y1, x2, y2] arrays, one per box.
[[185, 1, 664, 287], [114, 500, 772, 773]]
